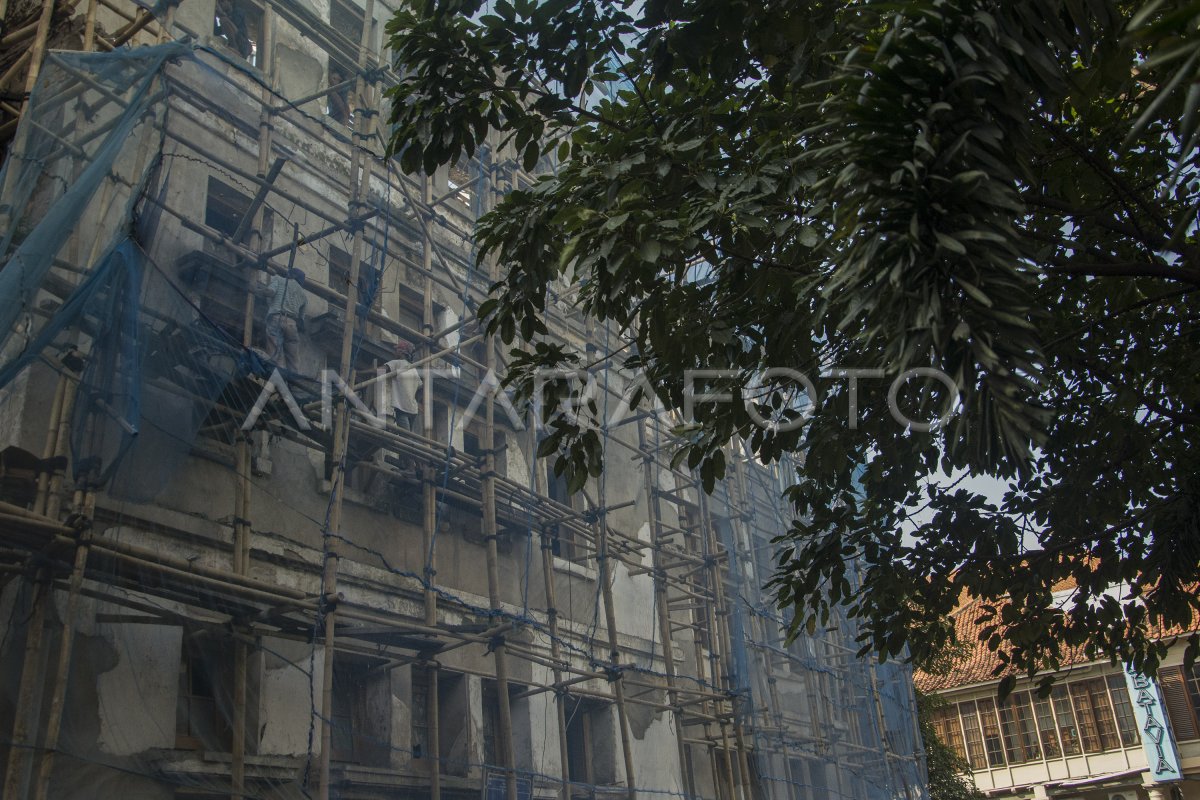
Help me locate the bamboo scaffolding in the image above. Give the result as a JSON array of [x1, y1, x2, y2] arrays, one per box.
[[1, 568, 50, 800], [30, 495, 92, 800], [534, 433, 574, 800], [0, 8, 924, 800], [316, 5, 376, 794], [639, 436, 696, 800]]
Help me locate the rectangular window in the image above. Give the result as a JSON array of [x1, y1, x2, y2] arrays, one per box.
[[176, 638, 232, 751], [1159, 666, 1200, 741], [544, 450, 587, 565], [1068, 679, 1120, 752], [412, 666, 430, 760], [329, 0, 366, 64], [328, 245, 381, 311], [1033, 693, 1061, 758], [977, 698, 1006, 768], [1051, 685, 1081, 755], [328, 244, 351, 294], [958, 701, 987, 770], [1106, 674, 1139, 747], [1069, 681, 1100, 752], [566, 698, 596, 785], [1085, 678, 1121, 750], [998, 692, 1041, 764], [205, 177, 252, 239], [930, 706, 967, 762], [331, 656, 390, 766], [464, 427, 507, 479], [213, 0, 264, 65], [447, 159, 478, 214], [481, 680, 525, 770]]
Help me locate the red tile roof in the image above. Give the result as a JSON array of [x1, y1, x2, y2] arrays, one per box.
[[914, 578, 1200, 694]]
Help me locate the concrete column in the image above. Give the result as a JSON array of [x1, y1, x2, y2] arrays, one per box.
[[1143, 784, 1177, 800]]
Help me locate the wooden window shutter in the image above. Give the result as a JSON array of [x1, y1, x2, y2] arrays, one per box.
[[1159, 666, 1199, 742]]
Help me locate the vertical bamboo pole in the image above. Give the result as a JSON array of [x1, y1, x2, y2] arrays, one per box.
[[419, 188, 441, 795], [1, 571, 51, 800], [479, 155, 519, 800], [44, 379, 78, 521], [428, 661, 441, 800], [696, 492, 738, 800], [534, 435, 572, 800], [318, 4, 375, 797], [31, 514, 91, 800], [420, 174, 438, 631], [82, 0, 98, 52], [232, 14, 276, 794], [638, 427, 694, 800], [593, 512, 638, 800], [20, 0, 56, 108], [32, 377, 66, 514], [733, 456, 786, 800], [712, 481, 754, 800], [27, 374, 84, 800]]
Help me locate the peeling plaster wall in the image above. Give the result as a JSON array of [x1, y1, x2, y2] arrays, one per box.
[[95, 619, 179, 755], [259, 638, 322, 756]]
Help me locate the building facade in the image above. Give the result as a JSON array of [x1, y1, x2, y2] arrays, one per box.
[[0, 3, 926, 800], [919, 597, 1200, 800]]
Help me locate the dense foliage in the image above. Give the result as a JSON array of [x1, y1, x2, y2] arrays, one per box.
[[384, 0, 1200, 687]]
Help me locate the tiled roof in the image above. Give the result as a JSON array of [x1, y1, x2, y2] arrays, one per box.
[[914, 579, 1200, 694], [913, 594, 1092, 693]]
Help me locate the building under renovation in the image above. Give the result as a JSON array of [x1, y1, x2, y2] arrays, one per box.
[[0, 2, 927, 799]]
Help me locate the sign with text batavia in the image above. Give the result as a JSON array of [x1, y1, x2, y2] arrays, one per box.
[[1124, 668, 1183, 783]]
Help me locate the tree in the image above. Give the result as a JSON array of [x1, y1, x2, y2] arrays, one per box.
[[384, 0, 1200, 687], [915, 691, 984, 800]]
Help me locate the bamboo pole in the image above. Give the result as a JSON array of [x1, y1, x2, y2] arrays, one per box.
[[232, 15, 275, 791], [428, 660, 441, 800], [640, 438, 695, 800], [44, 376, 78, 521], [317, 4, 375, 796], [30, 491, 93, 800], [534, 438, 573, 800], [1, 570, 51, 800], [231, 22, 277, 790], [697, 492, 741, 800], [478, 154, 519, 800], [19, 0, 55, 108], [593, 511, 638, 800], [420, 174, 438, 633], [732, 459, 789, 800], [32, 375, 66, 514]]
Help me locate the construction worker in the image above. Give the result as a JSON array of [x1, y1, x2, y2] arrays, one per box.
[[260, 267, 308, 372], [383, 340, 421, 431]]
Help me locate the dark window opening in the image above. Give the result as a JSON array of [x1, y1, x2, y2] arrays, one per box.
[[176, 635, 232, 751], [330, 0, 366, 65], [329, 244, 381, 312], [412, 666, 431, 760], [213, 0, 264, 65], [331, 655, 390, 766], [204, 177, 252, 240], [412, 668, 467, 775], [565, 697, 615, 789]]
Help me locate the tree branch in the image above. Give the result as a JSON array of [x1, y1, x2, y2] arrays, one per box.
[[1044, 260, 1200, 286]]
